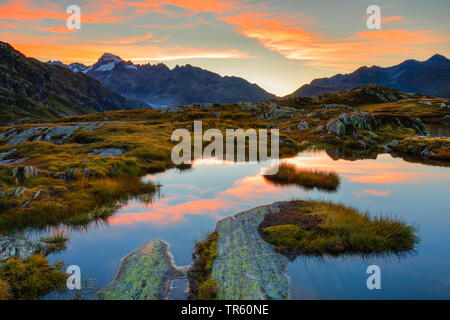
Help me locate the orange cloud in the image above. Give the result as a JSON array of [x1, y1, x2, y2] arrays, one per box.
[[1, 0, 448, 84], [0, 22, 17, 29], [222, 10, 449, 71], [0, 0, 139, 24], [381, 16, 404, 23], [6, 38, 250, 64], [110, 0, 239, 15], [86, 33, 155, 45], [39, 27, 78, 34], [0, 1, 66, 21]]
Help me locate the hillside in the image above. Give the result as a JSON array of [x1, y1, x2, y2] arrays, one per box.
[[0, 42, 148, 125]]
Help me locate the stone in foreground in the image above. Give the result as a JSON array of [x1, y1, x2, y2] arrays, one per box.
[[98, 239, 185, 300], [210, 203, 290, 300]]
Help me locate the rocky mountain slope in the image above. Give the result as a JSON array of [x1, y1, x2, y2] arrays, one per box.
[[50, 53, 276, 107], [289, 54, 450, 98], [0, 42, 147, 125]]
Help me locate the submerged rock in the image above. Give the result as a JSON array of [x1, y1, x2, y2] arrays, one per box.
[[98, 239, 188, 300], [210, 203, 290, 300]]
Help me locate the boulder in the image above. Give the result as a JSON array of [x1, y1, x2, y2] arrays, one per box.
[[0, 236, 50, 261], [383, 139, 399, 152], [326, 112, 378, 136], [97, 239, 187, 300], [297, 120, 309, 131], [23, 166, 39, 179]]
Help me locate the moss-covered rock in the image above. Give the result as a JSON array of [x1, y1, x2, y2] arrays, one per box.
[[210, 203, 290, 300], [98, 239, 185, 300]]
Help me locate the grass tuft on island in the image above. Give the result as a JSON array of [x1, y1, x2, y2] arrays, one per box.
[[263, 163, 340, 191], [258, 200, 418, 258], [187, 232, 219, 300], [40, 232, 69, 252]]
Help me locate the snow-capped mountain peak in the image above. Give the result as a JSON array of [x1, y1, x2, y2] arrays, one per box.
[[92, 53, 124, 72]]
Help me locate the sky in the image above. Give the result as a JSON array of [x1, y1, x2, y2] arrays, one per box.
[[0, 0, 449, 96]]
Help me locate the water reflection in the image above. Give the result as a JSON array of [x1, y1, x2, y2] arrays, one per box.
[[43, 151, 450, 299]]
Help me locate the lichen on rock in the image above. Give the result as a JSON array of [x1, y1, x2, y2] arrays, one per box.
[[210, 203, 290, 300], [97, 239, 186, 300]]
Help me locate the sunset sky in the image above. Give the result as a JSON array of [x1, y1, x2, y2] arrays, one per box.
[[0, 0, 449, 95]]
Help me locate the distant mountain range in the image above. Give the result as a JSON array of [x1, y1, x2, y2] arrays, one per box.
[[48, 54, 276, 107], [288, 54, 450, 98], [0, 42, 147, 124], [2, 39, 449, 125]]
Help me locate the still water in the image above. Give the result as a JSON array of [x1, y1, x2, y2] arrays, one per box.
[[43, 151, 450, 299]]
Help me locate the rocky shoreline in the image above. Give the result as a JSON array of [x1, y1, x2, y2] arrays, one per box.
[[99, 203, 291, 300]]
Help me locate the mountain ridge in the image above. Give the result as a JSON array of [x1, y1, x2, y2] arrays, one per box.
[[288, 54, 450, 98], [50, 54, 277, 107], [0, 42, 148, 124]]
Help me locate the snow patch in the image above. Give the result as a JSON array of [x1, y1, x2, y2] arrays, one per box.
[[96, 62, 117, 72]]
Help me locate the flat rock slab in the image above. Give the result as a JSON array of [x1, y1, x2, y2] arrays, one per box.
[[98, 239, 183, 300], [87, 148, 124, 156], [211, 202, 290, 300]]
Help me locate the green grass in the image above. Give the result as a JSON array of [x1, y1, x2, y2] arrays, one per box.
[[40, 232, 69, 252], [260, 200, 418, 257], [0, 254, 67, 300], [198, 278, 219, 300], [264, 162, 340, 191], [188, 232, 219, 300]]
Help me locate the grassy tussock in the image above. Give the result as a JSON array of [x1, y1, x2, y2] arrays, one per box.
[[261, 200, 418, 257], [264, 162, 340, 191], [188, 232, 219, 300], [198, 278, 219, 300], [40, 232, 69, 252], [0, 278, 12, 300], [0, 175, 156, 232], [0, 254, 66, 300]]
